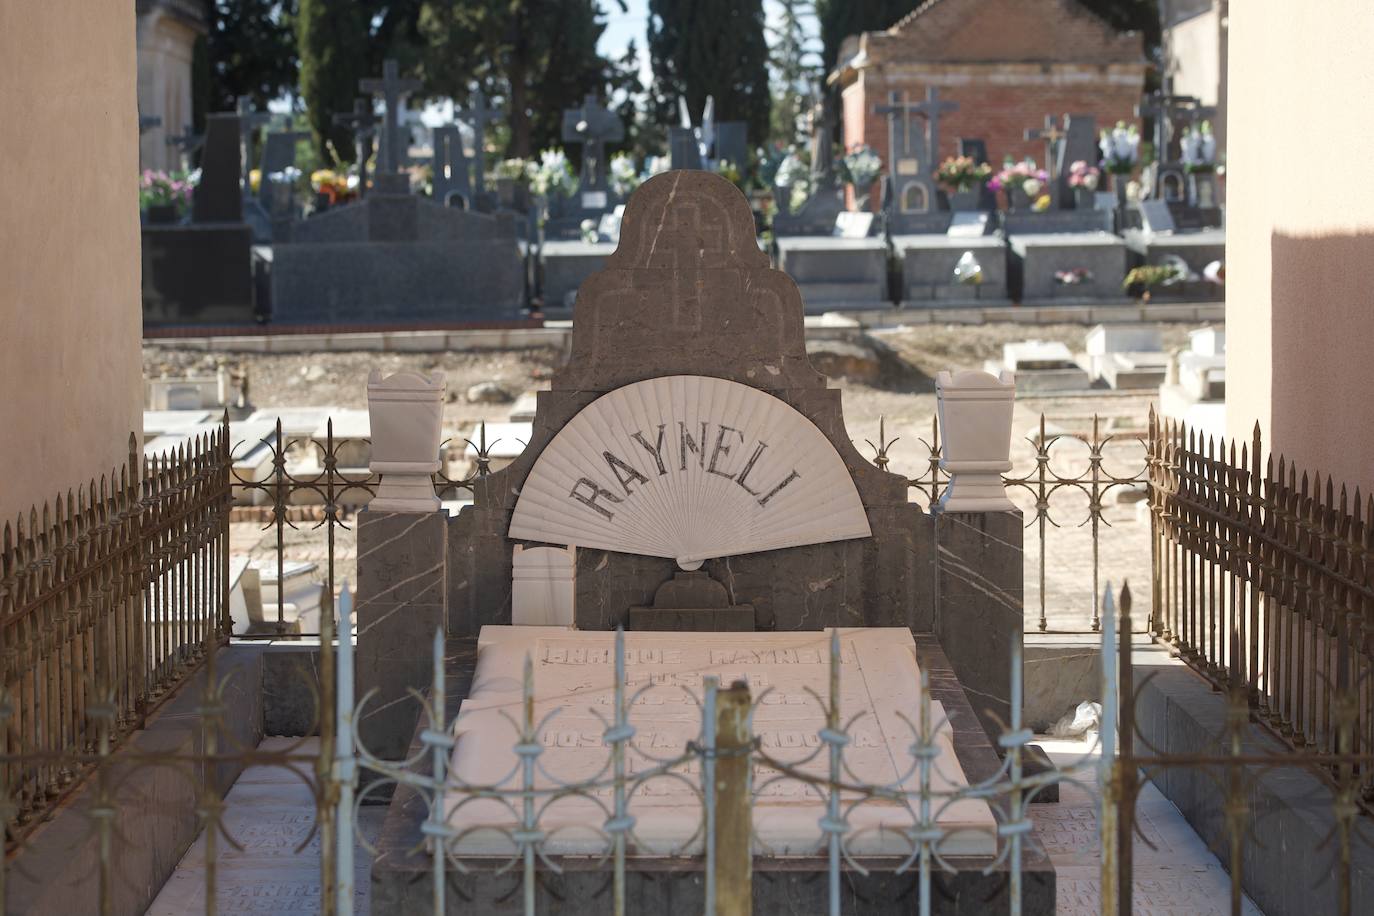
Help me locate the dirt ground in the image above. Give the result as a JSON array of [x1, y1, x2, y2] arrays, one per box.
[[152, 320, 1197, 633]]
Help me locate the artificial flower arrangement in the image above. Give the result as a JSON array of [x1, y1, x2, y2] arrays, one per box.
[[713, 158, 743, 188], [530, 149, 579, 198], [772, 149, 814, 213], [934, 155, 992, 192], [609, 153, 641, 197], [642, 155, 671, 180], [1180, 121, 1218, 172], [1099, 122, 1140, 175], [139, 169, 197, 212], [989, 158, 1049, 201], [1054, 268, 1093, 285], [1067, 160, 1100, 190], [579, 218, 599, 243], [1122, 263, 1181, 294], [838, 144, 883, 191], [311, 169, 358, 205]]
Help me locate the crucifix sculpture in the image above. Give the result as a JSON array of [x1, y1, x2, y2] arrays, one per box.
[[333, 98, 378, 198], [458, 89, 503, 197], [1024, 115, 1067, 207], [359, 59, 422, 174], [560, 94, 624, 194], [235, 96, 272, 191]]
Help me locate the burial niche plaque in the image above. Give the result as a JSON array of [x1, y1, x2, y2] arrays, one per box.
[[446, 627, 995, 856], [508, 374, 872, 570]]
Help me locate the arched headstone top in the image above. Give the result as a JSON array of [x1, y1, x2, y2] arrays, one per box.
[[555, 170, 823, 393]]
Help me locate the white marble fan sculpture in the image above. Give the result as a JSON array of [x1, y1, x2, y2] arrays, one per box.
[[508, 375, 871, 569]]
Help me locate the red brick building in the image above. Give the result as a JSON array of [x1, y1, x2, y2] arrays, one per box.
[[830, 0, 1148, 190]]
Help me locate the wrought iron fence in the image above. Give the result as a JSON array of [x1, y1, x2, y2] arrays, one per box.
[[0, 426, 231, 833], [868, 412, 1151, 632], [1148, 413, 1374, 780]]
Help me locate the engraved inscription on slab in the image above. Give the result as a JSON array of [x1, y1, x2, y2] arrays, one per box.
[[446, 628, 995, 856], [897, 158, 920, 176]]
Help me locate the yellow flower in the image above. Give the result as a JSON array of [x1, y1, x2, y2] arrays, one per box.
[[248, 169, 261, 192], [311, 169, 338, 190], [1032, 194, 1052, 212]]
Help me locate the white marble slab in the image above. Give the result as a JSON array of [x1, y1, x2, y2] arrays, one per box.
[[445, 627, 995, 858]]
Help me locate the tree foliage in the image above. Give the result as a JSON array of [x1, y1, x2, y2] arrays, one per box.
[[418, 0, 621, 159], [296, 0, 370, 162], [768, 0, 822, 148], [647, 0, 771, 145], [815, 0, 913, 74], [204, 0, 299, 112]]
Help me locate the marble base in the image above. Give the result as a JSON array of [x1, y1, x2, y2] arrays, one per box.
[[894, 234, 1010, 306]]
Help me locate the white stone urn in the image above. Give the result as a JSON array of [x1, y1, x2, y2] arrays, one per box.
[[935, 369, 1016, 513], [367, 369, 446, 513]]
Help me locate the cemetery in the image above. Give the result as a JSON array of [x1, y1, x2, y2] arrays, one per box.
[[16, 1, 1374, 916]]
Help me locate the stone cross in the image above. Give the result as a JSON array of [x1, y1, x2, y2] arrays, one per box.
[[235, 97, 272, 190], [457, 89, 503, 196], [431, 125, 471, 206], [1024, 115, 1067, 206], [333, 98, 378, 198], [875, 88, 958, 216], [359, 59, 422, 174], [560, 94, 624, 193], [1136, 92, 1216, 163]]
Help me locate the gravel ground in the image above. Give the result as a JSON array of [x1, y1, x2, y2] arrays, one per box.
[[157, 320, 1204, 632]]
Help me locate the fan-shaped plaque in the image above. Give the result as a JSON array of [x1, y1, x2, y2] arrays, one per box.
[[509, 375, 872, 569]]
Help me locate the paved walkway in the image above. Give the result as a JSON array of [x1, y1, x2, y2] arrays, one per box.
[[150, 736, 1262, 915]]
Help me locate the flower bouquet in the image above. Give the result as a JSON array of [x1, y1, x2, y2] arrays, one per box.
[[1180, 121, 1218, 173], [989, 158, 1048, 210], [139, 169, 197, 223], [773, 150, 813, 214], [1122, 263, 1181, 301], [609, 153, 640, 198], [935, 156, 992, 210], [838, 144, 883, 209], [1067, 160, 1101, 208], [311, 169, 358, 208], [1098, 122, 1140, 175], [530, 149, 579, 200], [1054, 267, 1093, 286]]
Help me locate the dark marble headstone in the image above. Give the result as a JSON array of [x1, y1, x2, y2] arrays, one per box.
[[959, 137, 999, 211], [1057, 114, 1097, 208], [714, 121, 748, 172], [456, 89, 503, 199], [1023, 115, 1067, 209], [360, 59, 422, 176], [430, 125, 472, 207], [560, 94, 624, 194], [877, 88, 958, 234], [669, 126, 702, 171], [192, 114, 243, 223]]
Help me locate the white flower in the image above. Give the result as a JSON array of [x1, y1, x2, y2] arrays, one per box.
[[531, 148, 578, 197], [609, 153, 640, 197], [1022, 178, 1042, 198]]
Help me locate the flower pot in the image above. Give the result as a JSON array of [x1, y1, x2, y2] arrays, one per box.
[[1007, 187, 1032, 211], [1073, 187, 1096, 210], [935, 370, 1016, 513], [367, 370, 446, 513], [145, 204, 179, 225], [949, 189, 979, 211]]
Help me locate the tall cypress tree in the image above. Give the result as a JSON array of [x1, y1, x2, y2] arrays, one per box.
[[648, 0, 771, 145], [296, 0, 370, 163], [815, 1, 915, 74]]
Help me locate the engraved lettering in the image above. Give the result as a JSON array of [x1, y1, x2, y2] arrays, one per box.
[[678, 421, 707, 470], [603, 450, 650, 496], [707, 425, 741, 479], [757, 469, 801, 507], [631, 424, 669, 476], [734, 441, 768, 496], [569, 477, 622, 521]]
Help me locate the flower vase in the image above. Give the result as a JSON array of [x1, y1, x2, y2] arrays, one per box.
[[145, 204, 178, 225], [1114, 178, 1129, 210], [367, 370, 446, 514], [313, 191, 332, 213], [1073, 188, 1096, 210], [949, 189, 979, 211], [1008, 187, 1032, 211], [935, 370, 1017, 513]]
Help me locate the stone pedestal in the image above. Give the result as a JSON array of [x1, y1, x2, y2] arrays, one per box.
[[773, 236, 889, 312], [356, 509, 447, 760], [895, 234, 1010, 307], [935, 510, 1024, 740]]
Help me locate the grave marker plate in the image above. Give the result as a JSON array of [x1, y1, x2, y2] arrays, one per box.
[[446, 627, 995, 855]]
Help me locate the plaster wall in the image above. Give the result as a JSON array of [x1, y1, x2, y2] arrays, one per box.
[[0, 3, 144, 524], [1164, 7, 1220, 107], [136, 11, 199, 172], [1225, 1, 1374, 495]]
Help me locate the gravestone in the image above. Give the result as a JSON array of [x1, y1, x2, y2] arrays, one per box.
[[1136, 89, 1220, 223], [1024, 115, 1067, 209], [987, 340, 1091, 392], [772, 92, 844, 237], [367, 170, 1049, 911], [1122, 183, 1225, 302], [543, 94, 625, 241], [877, 88, 958, 234], [430, 124, 472, 207], [1057, 114, 1098, 208], [959, 137, 999, 211], [672, 96, 748, 175], [360, 58, 422, 185], [270, 63, 523, 323], [143, 112, 257, 325], [332, 98, 378, 199], [254, 127, 310, 231], [456, 89, 503, 205], [235, 96, 271, 192]]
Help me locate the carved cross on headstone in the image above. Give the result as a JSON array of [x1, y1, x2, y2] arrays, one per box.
[[1135, 92, 1215, 163], [333, 98, 378, 198], [457, 89, 503, 196], [431, 125, 471, 206], [235, 97, 272, 190], [359, 59, 422, 174], [1024, 115, 1067, 207], [875, 88, 958, 218], [560, 94, 624, 194]]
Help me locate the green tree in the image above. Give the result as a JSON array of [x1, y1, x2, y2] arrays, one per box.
[[815, 0, 913, 74], [418, 0, 620, 158], [647, 0, 771, 144], [205, 0, 299, 112], [768, 0, 821, 148], [296, 0, 370, 163]]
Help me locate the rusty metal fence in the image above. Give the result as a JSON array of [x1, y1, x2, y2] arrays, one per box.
[[0, 425, 231, 835], [1147, 412, 1374, 781]]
